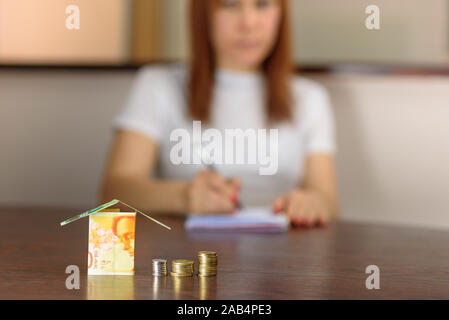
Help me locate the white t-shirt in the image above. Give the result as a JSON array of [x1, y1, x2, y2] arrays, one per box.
[[114, 63, 336, 207]]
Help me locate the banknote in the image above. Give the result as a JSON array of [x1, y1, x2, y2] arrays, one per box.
[[60, 199, 171, 276], [60, 199, 171, 230], [88, 211, 136, 275]]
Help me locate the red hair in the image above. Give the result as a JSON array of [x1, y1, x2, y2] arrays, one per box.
[[188, 0, 293, 124]]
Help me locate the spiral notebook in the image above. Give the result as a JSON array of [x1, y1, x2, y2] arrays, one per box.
[[185, 207, 289, 233]]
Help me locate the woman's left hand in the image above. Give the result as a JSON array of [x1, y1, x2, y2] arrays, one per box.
[[272, 190, 331, 228]]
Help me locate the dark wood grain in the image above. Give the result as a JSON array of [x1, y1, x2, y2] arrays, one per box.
[[0, 207, 448, 299]]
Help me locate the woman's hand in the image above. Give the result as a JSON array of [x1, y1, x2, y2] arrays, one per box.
[[272, 190, 332, 228], [188, 170, 241, 214]]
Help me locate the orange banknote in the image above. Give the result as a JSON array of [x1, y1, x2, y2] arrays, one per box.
[[87, 211, 136, 275]]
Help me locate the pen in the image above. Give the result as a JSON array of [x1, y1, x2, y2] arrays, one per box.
[[205, 162, 243, 210], [195, 143, 243, 210]]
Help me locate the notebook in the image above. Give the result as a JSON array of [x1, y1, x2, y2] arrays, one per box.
[[185, 207, 289, 233]]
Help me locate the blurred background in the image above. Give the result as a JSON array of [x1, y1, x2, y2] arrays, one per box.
[[1, 0, 448, 229]]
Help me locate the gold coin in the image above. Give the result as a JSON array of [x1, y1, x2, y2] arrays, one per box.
[[199, 268, 217, 271], [197, 251, 218, 276], [198, 252, 217, 258], [170, 272, 193, 277], [198, 251, 217, 256], [172, 259, 194, 265], [198, 255, 217, 260]]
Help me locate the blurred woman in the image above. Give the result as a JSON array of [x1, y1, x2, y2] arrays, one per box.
[[101, 0, 338, 228]]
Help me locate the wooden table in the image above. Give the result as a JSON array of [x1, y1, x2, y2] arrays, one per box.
[[1, 207, 448, 299]]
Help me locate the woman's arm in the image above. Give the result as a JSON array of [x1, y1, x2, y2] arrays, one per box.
[[99, 130, 239, 216], [301, 153, 339, 218], [273, 153, 339, 227], [99, 130, 189, 215]]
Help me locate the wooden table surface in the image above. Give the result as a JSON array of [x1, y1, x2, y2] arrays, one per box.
[[1, 207, 448, 300]]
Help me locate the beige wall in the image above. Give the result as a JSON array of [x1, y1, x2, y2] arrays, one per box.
[[0, 0, 131, 64], [291, 0, 449, 65], [0, 69, 134, 207], [1, 0, 447, 65], [309, 73, 449, 229], [157, 0, 449, 66], [161, 0, 189, 60], [1, 69, 448, 230]]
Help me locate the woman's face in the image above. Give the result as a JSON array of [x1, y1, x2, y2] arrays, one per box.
[[211, 0, 282, 72]]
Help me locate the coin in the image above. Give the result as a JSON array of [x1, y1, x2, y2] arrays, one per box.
[[172, 259, 194, 265], [170, 271, 193, 277], [197, 251, 218, 276], [152, 258, 167, 276], [170, 259, 194, 277]]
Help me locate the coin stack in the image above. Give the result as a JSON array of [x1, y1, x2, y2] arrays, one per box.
[[170, 259, 194, 277], [152, 259, 167, 276], [198, 251, 218, 277]]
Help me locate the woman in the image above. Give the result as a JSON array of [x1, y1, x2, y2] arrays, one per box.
[[101, 0, 338, 228]]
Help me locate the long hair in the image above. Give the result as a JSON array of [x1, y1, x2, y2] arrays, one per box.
[[188, 0, 293, 124]]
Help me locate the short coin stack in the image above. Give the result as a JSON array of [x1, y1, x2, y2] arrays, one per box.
[[152, 259, 167, 276], [197, 251, 218, 277], [170, 259, 194, 277]]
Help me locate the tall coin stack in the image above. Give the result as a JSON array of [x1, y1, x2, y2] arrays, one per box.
[[198, 251, 217, 277], [170, 259, 194, 277], [152, 259, 167, 276]]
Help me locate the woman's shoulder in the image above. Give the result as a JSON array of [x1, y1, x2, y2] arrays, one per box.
[[135, 63, 188, 93], [290, 75, 329, 101], [289, 74, 333, 124]]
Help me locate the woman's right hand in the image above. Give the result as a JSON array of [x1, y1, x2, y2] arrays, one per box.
[[188, 170, 241, 214]]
